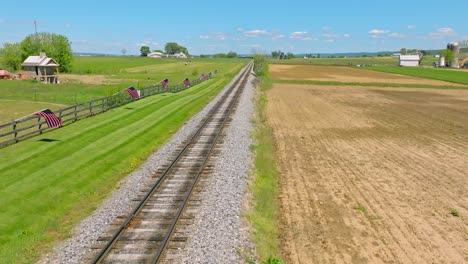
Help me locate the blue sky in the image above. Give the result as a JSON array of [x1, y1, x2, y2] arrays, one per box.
[[1, 0, 467, 55]]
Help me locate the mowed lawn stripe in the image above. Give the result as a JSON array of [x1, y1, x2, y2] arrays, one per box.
[[2, 80, 219, 234], [0, 77, 227, 262], [0, 80, 220, 192], [0, 79, 218, 173]]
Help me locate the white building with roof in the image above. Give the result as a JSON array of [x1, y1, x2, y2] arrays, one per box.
[[399, 54, 421, 67], [147, 52, 165, 58], [21, 52, 60, 83]]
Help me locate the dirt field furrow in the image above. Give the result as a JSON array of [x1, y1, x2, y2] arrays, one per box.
[[266, 84, 468, 263]]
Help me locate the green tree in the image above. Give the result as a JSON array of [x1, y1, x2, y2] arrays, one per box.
[[153, 49, 164, 53], [227, 51, 237, 58], [286, 52, 294, 59], [164, 42, 188, 55], [440, 49, 455, 65], [400, 48, 407, 55], [20, 32, 73, 72], [271, 50, 280, 59], [140, 46, 150, 56], [253, 54, 267, 76], [0, 42, 22, 71]]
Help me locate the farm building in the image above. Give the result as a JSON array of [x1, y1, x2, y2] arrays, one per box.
[[399, 55, 421, 67], [21, 52, 60, 83], [171, 52, 187, 59], [147, 52, 166, 58]]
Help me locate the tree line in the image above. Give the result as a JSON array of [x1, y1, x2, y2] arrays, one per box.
[[140, 42, 188, 57]]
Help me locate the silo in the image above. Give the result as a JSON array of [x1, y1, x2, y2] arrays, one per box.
[[439, 56, 445, 67], [447, 42, 460, 68]]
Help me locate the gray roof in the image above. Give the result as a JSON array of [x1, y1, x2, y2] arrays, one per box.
[[22, 56, 60, 67]]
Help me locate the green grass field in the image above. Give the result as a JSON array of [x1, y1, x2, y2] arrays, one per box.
[[0, 57, 247, 123], [269, 56, 438, 67], [0, 61, 245, 263], [367, 66, 468, 85]]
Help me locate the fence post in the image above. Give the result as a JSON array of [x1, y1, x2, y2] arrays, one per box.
[[89, 101, 93, 115], [38, 116, 43, 134], [13, 121, 18, 143], [74, 105, 78, 122]]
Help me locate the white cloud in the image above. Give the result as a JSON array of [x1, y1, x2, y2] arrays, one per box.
[[368, 29, 387, 35], [302, 37, 316, 41], [322, 34, 338, 39], [388, 32, 404, 38], [369, 29, 389, 39], [272, 34, 285, 40], [429, 27, 456, 39], [324, 39, 335, 43], [199, 32, 228, 40], [244, 29, 269, 37], [322, 26, 333, 31], [343, 33, 350, 38], [237, 28, 245, 32], [407, 25, 416, 29], [64, 24, 72, 28], [290, 31, 307, 39]]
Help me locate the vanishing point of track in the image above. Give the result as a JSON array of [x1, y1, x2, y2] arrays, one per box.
[[90, 62, 253, 263]]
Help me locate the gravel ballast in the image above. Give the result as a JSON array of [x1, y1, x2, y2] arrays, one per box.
[[177, 70, 256, 263], [39, 65, 256, 263]]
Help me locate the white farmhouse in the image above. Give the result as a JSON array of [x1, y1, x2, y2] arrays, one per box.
[[172, 52, 187, 59], [399, 55, 421, 67]]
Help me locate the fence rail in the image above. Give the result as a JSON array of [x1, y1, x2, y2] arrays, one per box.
[[0, 73, 214, 148]]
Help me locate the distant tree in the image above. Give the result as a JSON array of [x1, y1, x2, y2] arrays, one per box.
[[400, 48, 407, 55], [287, 52, 294, 59], [20, 32, 73, 72], [121, 48, 127, 56], [317, 53, 321, 58], [165, 42, 188, 55], [279, 52, 286, 59], [200, 54, 209, 58], [271, 50, 280, 59], [0, 42, 22, 71], [153, 49, 164, 53], [253, 54, 267, 76], [227, 51, 237, 58], [421, 50, 431, 56], [213, 53, 227, 58], [140, 46, 150, 57]]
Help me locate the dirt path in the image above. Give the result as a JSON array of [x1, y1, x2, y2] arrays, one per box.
[[266, 84, 468, 263]]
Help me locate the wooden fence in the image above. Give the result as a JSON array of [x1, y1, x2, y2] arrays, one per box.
[[0, 74, 211, 148]]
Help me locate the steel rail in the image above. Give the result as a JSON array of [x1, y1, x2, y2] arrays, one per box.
[[153, 63, 253, 263], [91, 62, 252, 263]]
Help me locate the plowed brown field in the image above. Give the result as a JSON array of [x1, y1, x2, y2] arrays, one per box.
[[266, 84, 468, 263], [269, 65, 465, 87]]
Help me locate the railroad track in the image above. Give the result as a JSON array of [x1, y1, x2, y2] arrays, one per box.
[[88, 62, 253, 263]]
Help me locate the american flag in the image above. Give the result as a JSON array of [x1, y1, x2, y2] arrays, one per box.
[[125, 86, 140, 99], [160, 79, 168, 88], [182, 78, 191, 87], [34, 109, 62, 128], [200, 73, 207, 81]]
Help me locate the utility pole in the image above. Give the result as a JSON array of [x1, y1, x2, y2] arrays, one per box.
[[34, 20, 37, 34]]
